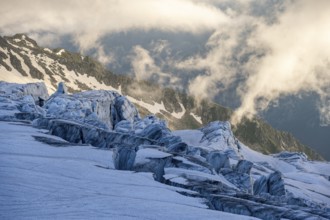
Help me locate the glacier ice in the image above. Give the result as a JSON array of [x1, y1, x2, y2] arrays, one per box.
[[206, 151, 230, 173], [1, 81, 330, 220]]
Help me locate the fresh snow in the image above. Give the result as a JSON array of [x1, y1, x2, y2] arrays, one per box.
[[127, 96, 187, 119], [127, 96, 167, 115], [0, 121, 255, 220], [43, 48, 53, 53], [190, 112, 202, 124], [56, 49, 65, 56], [170, 103, 186, 119]]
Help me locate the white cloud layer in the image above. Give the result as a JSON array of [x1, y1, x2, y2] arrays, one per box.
[[0, 0, 228, 51], [232, 0, 330, 124], [174, 0, 330, 125], [131, 44, 180, 86], [1, 0, 330, 125]]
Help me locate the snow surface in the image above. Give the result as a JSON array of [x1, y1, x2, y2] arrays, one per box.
[[127, 96, 167, 115], [43, 48, 53, 53], [56, 49, 65, 55], [0, 121, 255, 219], [170, 103, 186, 119], [190, 112, 202, 124], [174, 127, 330, 207], [1, 81, 330, 219], [135, 148, 172, 165], [172, 129, 203, 147]]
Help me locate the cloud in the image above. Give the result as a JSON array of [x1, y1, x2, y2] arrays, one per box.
[[130, 43, 180, 86], [93, 45, 114, 65], [175, 17, 262, 101], [173, 0, 330, 125], [1, 0, 329, 125], [232, 0, 330, 125], [0, 0, 229, 51]]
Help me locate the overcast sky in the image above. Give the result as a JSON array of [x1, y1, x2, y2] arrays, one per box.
[[1, 0, 330, 125]]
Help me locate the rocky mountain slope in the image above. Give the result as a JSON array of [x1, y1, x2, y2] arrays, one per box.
[[0, 81, 329, 219], [0, 34, 322, 160]]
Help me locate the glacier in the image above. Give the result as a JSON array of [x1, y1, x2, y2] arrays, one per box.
[[0, 81, 330, 220]]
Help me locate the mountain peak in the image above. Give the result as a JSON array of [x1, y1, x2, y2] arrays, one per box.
[[4, 33, 38, 48]]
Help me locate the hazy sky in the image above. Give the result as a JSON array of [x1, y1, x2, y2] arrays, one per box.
[[1, 0, 330, 125]]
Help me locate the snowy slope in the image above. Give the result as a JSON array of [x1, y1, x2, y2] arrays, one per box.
[[0, 121, 254, 220], [1, 81, 330, 220], [174, 125, 330, 208]]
